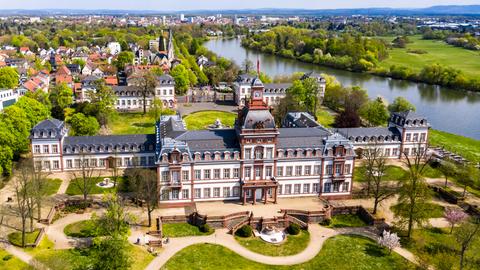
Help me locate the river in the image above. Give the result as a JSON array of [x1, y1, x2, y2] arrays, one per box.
[[205, 38, 480, 140]]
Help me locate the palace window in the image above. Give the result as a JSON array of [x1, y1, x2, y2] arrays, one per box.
[[182, 189, 189, 199], [43, 145, 49, 153], [99, 159, 105, 167], [195, 170, 201, 180], [303, 184, 310, 193], [286, 166, 293, 177], [66, 160, 72, 169], [194, 188, 201, 199], [161, 171, 169, 182], [335, 164, 342, 175], [324, 183, 332, 193], [294, 184, 301, 194], [34, 145, 40, 153], [223, 187, 230, 197], [406, 133, 411, 142], [314, 165, 321, 175], [204, 188, 211, 198], [161, 190, 169, 200], [52, 145, 58, 154], [34, 161, 42, 170], [333, 182, 340, 192], [278, 185, 283, 195], [233, 168, 239, 178], [255, 148, 263, 159], [326, 165, 333, 175], [213, 188, 220, 198], [392, 148, 398, 156], [43, 161, 51, 170], [304, 166, 311, 176], [204, 170, 211, 180], [53, 160, 59, 169], [265, 166, 272, 177], [255, 167, 262, 178], [313, 183, 319, 193], [244, 148, 251, 160], [90, 159, 97, 167], [244, 167, 251, 179], [172, 171, 180, 183], [182, 171, 189, 181], [124, 157, 131, 166], [413, 133, 419, 142], [276, 166, 283, 177], [385, 149, 391, 157], [233, 187, 240, 197], [223, 168, 230, 179], [345, 164, 351, 174], [404, 148, 410, 156], [74, 159, 81, 168], [420, 133, 426, 142], [342, 182, 350, 192], [266, 148, 273, 159], [285, 184, 292, 194], [295, 166, 302, 176], [172, 190, 179, 200], [214, 169, 221, 179]]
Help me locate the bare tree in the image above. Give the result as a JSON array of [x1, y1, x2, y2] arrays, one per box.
[[12, 161, 35, 247], [30, 159, 51, 221], [454, 219, 480, 270], [71, 152, 98, 202], [394, 145, 431, 238], [363, 146, 397, 215], [130, 71, 157, 115], [127, 168, 158, 227]]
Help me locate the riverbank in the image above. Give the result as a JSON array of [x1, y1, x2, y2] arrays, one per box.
[[429, 129, 480, 163]]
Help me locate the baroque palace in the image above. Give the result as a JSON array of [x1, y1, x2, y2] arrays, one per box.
[[30, 77, 429, 206]]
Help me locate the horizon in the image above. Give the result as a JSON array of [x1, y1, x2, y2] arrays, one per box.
[[0, 0, 479, 12]]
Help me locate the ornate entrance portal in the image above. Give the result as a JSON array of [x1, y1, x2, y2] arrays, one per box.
[[241, 180, 278, 205]]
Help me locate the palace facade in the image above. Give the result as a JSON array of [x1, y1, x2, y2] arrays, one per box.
[[30, 77, 428, 206]]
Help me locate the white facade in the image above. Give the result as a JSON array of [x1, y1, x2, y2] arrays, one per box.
[[107, 42, 122, 55], [0, 89, 19, 111]]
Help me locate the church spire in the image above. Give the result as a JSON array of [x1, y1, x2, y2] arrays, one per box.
[[167, 29, 175, 61]]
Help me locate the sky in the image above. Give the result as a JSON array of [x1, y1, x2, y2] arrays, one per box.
[[0, 0, 479, 11]]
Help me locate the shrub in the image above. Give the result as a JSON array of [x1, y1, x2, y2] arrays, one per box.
[[198, 224, 211, 233], [2, 254, 12, 261], [235, 225, 253, 238], [321, 218, 332, 226], [287, 223, 301, 235]]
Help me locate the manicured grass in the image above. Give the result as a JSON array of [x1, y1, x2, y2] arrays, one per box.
[[64, 220, 100, 238], [354, 165, 408, 183], [183, 110, 236, 130], [316, 109, 335, 128], [0, 249, 34, 270], [429, 129, 480, 163], [30, 237, 154, 270], [42, 178, 62, 195], [403, 227, 480, 270], [328, 214, 369, 228], [422, 163, 444, 179], [391, 202, 445, 219], [379, 35, 480, 79], [8, 230, 41, 247], [65, 177, 125, 195], [235, 230, 310, 256], [162, 223, 214, 237], [162, 235, 415, 270], [109, 112, 156, 135]]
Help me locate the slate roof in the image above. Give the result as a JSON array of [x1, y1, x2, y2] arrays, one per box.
[[392, 110, 426, 121], [264, 83, 291, 90], [277, 128, 330, 149], [336, 127, 401, 139], [157, 74, 175, 86], [64, 134, 156, 152], [175, 129, 239, 152], [32, 119, 64, 131], [241, 109, 276, 129]]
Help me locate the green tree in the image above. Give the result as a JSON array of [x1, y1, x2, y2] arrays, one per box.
[[458, 165, 479, 197], [25, 89, 51, 109], [170, 64, 190, 95], [114, 51, 134, 70], [89, 235, 132, 270], [0, 145, 13, 176], [14, 96, 50, 128], [454, 219, 480, 270], [360, 97, 389, 126], [0, 67, 19, 89], [130, 71, 157, 115], [438, 159, 458, 187], [148, 98, 164, 122], [388, 97, 416, 112], [67, 113, 99, 136], [49, 82, 73, 119], [89, 79, 117, 126], [129, 168, 159, 227], [95, 193, 133, 237], [1, 106, 30, 154]]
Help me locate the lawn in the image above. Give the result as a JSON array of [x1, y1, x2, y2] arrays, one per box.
[[64, 220, 101, 238], [42, 178, 63, 195], [391, 202, 445, 219], [0, 249, 34, 270], [109, 112, 174, 135], [8, 229, 41, 247], [162, 223, 214, 237], [183, 110, 236, 130], [379, 35, 480, 79], [403, 227, 480, 270], [316, 109, 335, 128], [162, 235, 415, 270], [354, 165, 408, 183], [29, 237, 153, 270], [429, 129, 480, 163], [65, 177, 125, 195], [235, 230, 310, 256], [328, 214, 369, 228]]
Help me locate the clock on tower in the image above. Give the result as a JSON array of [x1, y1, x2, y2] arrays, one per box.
[[252, 89, 263, 100]]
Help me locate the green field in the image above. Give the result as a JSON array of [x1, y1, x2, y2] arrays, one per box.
[[429, 129, 480, 163], [235, 230, 310, 256], [316, 109, 335, 128], [43, 178, 63, 195], [0, 249, 33, 270], [379, 35, 480, 79], [8, 230, 41, 247], [162, 235, 415, 270], [65, 177, 126, 196], [64, 220, 102, 238], [354, 165, 408, 183], [162, 223, 214, 237], [109, 113, 156, 135], [328, 214, 369, 228], [183, 111, 236, 130]]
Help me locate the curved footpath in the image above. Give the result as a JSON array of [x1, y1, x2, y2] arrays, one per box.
[[145, 224, 419, 270]]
